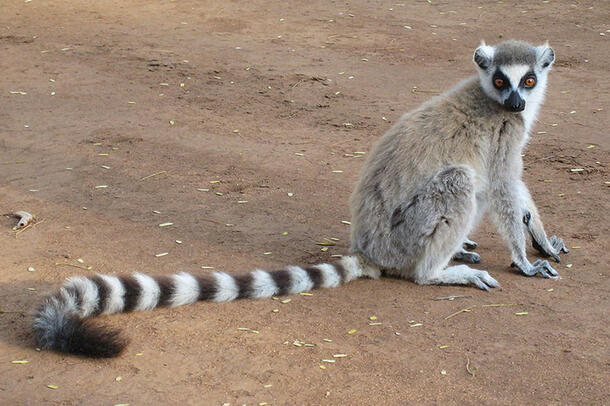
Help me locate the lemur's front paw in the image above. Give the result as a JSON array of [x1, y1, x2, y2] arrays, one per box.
[[532, 235, 568, 263], [515, 259, 559, 278], [549, 235, 569, 255]]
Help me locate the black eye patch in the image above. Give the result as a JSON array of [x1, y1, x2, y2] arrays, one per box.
[[519, 72, 537, 89], [492, 69, 510, 90]]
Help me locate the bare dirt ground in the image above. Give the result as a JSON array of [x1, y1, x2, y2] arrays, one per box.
[[1, 0, 608, 405]]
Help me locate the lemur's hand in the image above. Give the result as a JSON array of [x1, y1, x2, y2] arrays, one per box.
[[522, 211, 568, 263]]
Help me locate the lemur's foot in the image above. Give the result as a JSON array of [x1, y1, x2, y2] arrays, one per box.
[[453, 249, 481, 264], [512, 259, 558, 278], [428, 265, 499, 291], [467, 269, 499, 291]]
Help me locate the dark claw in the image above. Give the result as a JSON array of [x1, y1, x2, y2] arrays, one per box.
[[538, 269, 551, 278], [523, 210, 532, 225]]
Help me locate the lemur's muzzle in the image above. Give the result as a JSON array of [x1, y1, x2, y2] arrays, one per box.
[[504, 91, 525, 112]]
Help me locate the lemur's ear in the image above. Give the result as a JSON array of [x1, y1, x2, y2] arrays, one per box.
[[536, 42, 555, 70], [473, 41, 494, 70]]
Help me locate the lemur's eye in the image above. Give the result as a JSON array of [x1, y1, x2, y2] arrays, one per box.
[[524, 77, 536, 87], [493, 78, 504, 88]]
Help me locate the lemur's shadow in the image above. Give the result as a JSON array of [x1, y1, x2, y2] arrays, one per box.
[[0, 279, 51, 350]]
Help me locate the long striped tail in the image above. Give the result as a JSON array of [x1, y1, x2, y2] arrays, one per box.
[[32, 255, 379, 358]]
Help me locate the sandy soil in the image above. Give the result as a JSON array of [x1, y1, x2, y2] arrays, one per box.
[[1, 0, 608, 405]]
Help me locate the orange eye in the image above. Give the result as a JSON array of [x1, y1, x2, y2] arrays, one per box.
[[494, 78, 504, 88], [525, 77, 536, 87]]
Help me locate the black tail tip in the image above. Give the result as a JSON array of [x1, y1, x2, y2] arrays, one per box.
[[41, 316, 128, 358]]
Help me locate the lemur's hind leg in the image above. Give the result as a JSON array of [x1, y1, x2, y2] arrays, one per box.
[[397, 165, 498, 290]]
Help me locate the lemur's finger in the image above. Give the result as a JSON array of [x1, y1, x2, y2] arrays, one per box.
[[533, 259, 558, 277], [471, 277, 490, 291], [479, 272, 500, 288], [463, 238, 477, 249], [550, 235, 569, 254]]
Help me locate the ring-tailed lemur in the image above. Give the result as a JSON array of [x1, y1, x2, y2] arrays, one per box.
[[32, 40, 568, 358]]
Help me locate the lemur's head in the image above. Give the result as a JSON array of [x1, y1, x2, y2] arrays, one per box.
[[473, 40, 555, 113]]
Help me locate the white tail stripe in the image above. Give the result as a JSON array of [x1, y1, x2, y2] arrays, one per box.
[[58, 287, 78, 314], [65, 277, 99, 317], [250, 270, 278, 298], [286, 266, 314, 294], [134, 273, 161, 311], [315, 264, 341, 288], [339, 256, 362, 282], [213, 272, 239, 302], [171, 272, 200, 306], [98, 275, 126, 315]]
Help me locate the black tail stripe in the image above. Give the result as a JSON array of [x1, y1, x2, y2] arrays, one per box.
[[196, 276, 217, 301], [155, 276, 175, 307], [235, 274, 253, 299], [90, 276, 109, 316], [333, 262, 346, 284], [119, 276, 141, 312], [271, 269, 292, 295], [305, 267, 323, 289]]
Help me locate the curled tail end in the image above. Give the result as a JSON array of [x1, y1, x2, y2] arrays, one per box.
[[33, 315, 127, 358], [32, 288, 127, 358]]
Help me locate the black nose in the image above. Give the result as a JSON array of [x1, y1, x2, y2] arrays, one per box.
[[504, 91, 525, 112]]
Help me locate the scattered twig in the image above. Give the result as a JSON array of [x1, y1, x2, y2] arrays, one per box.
[[14, 223, 33, 235], [411, 88, 440, 95], [291, 79, 306, 88], [15, 218, 45, 237], [444, 305, 476, 320], [0, 161, 26, 165], [481, 303, 517, 307], [140, 170, 167, 181], [466, 356, 476, 377], [55, 262, 92, 271], [434, 295, 472, 301], [326, 33, 358, 39], [199, 217, 226, 225]]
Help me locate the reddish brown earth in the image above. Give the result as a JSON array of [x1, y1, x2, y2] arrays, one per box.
[[0, 0, 608, 405]]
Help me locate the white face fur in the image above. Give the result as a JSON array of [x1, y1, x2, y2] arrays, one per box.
[[474, 41, 555, 135]]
